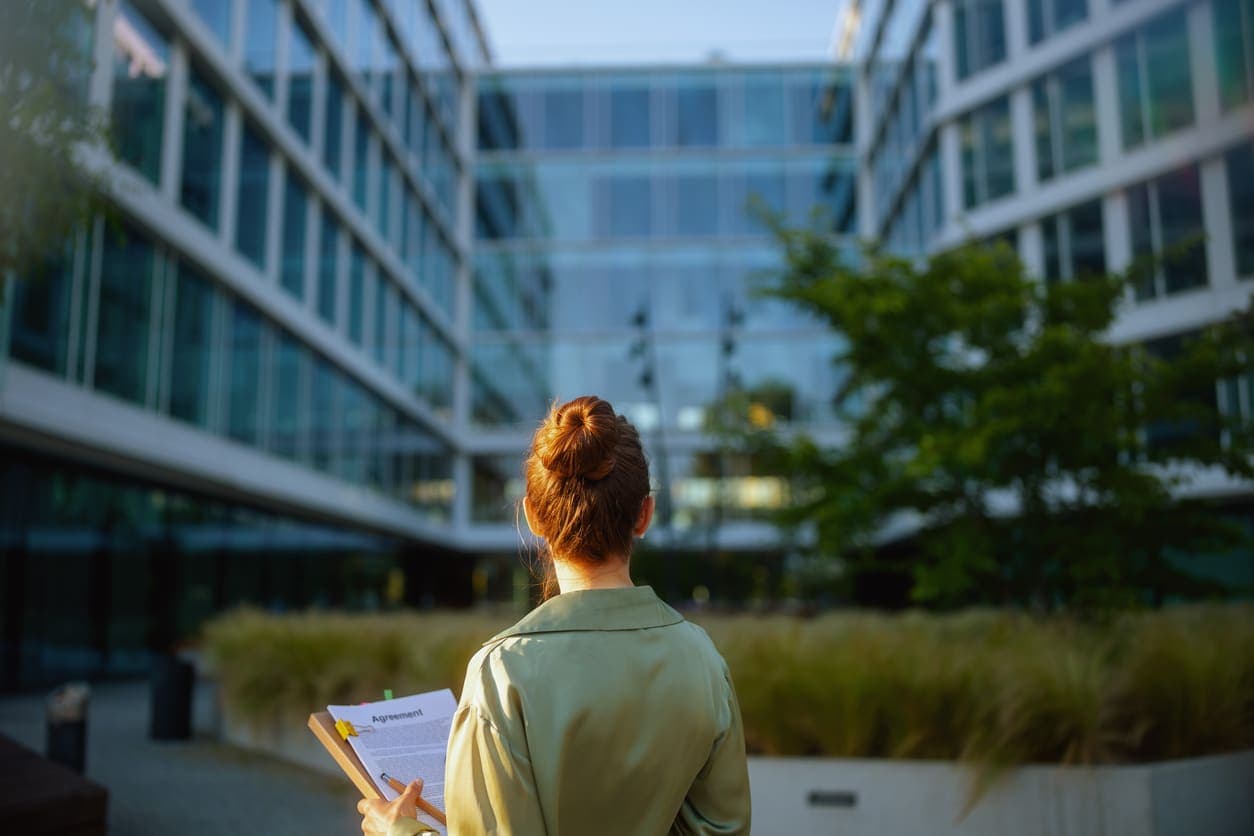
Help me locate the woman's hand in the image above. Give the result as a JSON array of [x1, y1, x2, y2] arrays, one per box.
[[357, 779, 424, 836]]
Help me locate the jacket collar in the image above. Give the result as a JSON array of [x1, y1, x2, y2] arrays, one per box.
[[485, 585, 684, 644]]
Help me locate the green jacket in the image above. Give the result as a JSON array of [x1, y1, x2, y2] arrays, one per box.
[[390, 585, 751, 835]]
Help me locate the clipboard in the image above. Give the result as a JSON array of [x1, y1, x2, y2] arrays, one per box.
[[307, 710, 448, 827]]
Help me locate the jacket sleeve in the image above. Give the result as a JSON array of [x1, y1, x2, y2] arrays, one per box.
[[672, 672, 752, 836], [444, 702, 548, 835]]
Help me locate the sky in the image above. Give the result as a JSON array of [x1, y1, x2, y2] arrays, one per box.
[[473, 0, 842, 68]]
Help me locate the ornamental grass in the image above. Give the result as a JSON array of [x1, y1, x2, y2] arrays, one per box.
[[203, 604, 1254, 768]]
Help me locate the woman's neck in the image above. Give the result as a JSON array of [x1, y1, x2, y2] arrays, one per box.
[[552, 554, 633, 594]]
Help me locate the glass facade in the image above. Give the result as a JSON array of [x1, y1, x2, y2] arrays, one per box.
[[1129, 164, 1208, 300], [954, 0, 1006, 81], [111, 1, 168, 185], [472, 66, 855, 528], [1032, 56, 1097, 183], [1042, 199, 1105, 283], [2, 0, 475, 688], [960, 96, 1014, 208], [1116, 7, 1194, 150], [1215, 0, 1254, 111], [1027, 0, 1087, 44], [1227, 141, 1254, 278]]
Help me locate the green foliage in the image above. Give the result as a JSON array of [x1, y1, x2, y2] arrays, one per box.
[[0, 0, 108, 292], [205, 606, 1254, 771], [749, 225, 1254, 608], [202, 608, 512, 725]]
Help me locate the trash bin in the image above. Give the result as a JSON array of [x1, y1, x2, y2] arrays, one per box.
[[150, 653, 194, 740], [46, 682, 90, 773]]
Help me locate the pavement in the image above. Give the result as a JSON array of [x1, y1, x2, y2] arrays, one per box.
[[0, 679, 362, 835]]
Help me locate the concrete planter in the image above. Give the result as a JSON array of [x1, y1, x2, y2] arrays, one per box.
[[749, 753, 1254, 836], [217, 702, 1253, 836]]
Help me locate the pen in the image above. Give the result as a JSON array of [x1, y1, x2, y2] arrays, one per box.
[[381, 772, 448, 826]]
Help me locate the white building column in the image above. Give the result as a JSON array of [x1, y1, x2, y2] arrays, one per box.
[[1091, 44, 1122, 165], [219, 102, 243, 248], [161, 42, 190, 204], [1201, 156, 1238, 290]]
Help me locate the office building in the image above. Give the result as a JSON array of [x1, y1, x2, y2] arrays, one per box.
[[0, 0, 488, 688], [847, 0, 1254, 581]]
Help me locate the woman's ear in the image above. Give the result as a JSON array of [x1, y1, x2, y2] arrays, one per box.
[[634, 495, 655, 538], [522, 496, 544, 538]]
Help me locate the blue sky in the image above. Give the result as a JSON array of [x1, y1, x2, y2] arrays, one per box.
[[473, 0, 841, 67]]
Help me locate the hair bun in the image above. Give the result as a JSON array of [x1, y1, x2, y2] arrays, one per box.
[[538, 396, 620, 480]]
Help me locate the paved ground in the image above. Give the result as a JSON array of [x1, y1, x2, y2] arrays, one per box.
[[0, 680, 361, 835]]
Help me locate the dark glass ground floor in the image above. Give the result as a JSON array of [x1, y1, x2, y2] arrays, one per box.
[[0, 444, 472, 692]]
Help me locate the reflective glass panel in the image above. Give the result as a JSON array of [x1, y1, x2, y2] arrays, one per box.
[[353, 112, 370, 212], [287, 17, 316, 143], [349, 243, 366, 345], [169, 262, 214, 426], [674, 82, 718, 148], [93, 226, 153, 405], [235, 122, 270, 269], [317, 208, 339, 325], [191, 0, 232, 49], [227, 299, 263, 445], [324, 73, 345, 179], [1227, 142, 1254, 277], [1213, 0, 1254, 110], [244, 0, 278, 98], [271, 332, 307, 461], [543, 87, 584, 150], [111, 1, 168, 184], [181, 67, 225, 230], [281, 171, 308, 299], [608, 85, 651, 148], [742, 75, 786, 147], [9, 246, 74, 375]]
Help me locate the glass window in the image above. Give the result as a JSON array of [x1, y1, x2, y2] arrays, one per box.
[[169, 262, 215, 426], [954, 0, 1006, 80], [419, 329, 454, 413], [374, 279, 393, 367], [353, 111, 370, 212], [323, 72, 345, 180], [742, 75, 786, 147], [287, 17, 316, 143], [543, 87, 584, 150], [191, 0, 232, 49], [1128, 165, 1207, 300], [1226, 142, 1254, 278], [378, 155, 393, 242], [1027, 0, 1087, 45], [1116, 8, 1194, 150], [353, 0, 378, 93], [787, 73, 846, 145], [960, 96, 1014, 208], [317, 208, 339, 324], [1214, 0, 1254, 111], [227, 299, 263, 445], [349, 243, 366, 345], [93, 225, 154, 405], [311, 357, 338, 472], [280, 171, 308, 299], [9, 246, 74, 375], [1032, 56, 1097, 183], [674, 83, 718, 148], [675, 174, 719, 236], [180, 67, 225, 230], [1042, 199, 1105, 283], [608, 85, 651, 148], [111, 1, 168, 185], [380, 37, 400, 119], [603, 175, 652, 238], [243, 0, 278, 98], [271, 333, 307, 461], [234, 122, 271, 269]]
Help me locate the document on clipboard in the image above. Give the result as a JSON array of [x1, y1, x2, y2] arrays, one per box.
[[308, 689, 457, 835]]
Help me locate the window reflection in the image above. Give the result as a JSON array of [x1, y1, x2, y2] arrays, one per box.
[[235, 122, 271, 270], [288, 16, 316, 143], [169, 262, 215, 427], [181, 67, 225, 230], [244, 0, 278, 99], [111, 1, 168, 185], [93, 224, 154, 405]]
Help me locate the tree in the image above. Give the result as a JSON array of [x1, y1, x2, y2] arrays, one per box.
[[743, 226, 1254, 610], [0, 0, 108, 297]]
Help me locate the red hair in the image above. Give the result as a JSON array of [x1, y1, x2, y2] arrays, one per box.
[[524, 396, 651, 598]]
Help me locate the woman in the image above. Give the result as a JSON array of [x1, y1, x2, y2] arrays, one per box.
[[359, 396, 751, 835]]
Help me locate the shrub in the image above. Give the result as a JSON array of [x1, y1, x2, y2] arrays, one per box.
[[202, 604, 1254, 767]]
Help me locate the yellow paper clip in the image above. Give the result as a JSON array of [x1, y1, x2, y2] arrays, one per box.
[[335, 719, 357, 740]]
